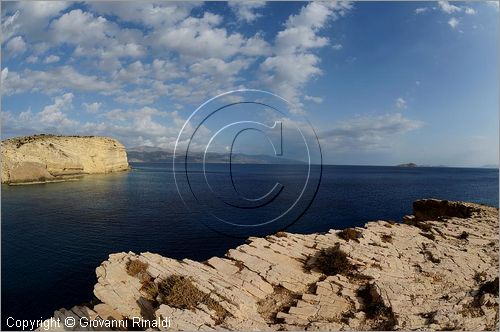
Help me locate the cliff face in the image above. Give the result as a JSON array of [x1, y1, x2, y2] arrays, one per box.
[[38, 200, 498, 331], [1, 135, 129, 184]]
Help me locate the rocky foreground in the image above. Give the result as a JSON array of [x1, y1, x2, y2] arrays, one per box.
[[1, 135, 129, 184], [40, 200, 498, 331]]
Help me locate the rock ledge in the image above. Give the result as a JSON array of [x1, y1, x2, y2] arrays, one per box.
[[40, 200, 498, 331]]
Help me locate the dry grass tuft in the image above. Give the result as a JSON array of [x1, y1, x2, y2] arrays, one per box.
[[310, 245, 357, 276], [338, 228, 363, 242], [357, 283, 396, 330], [126, 259, 149, 277], [140, 279, 159, 301], [157, 275, 229, 324], [415, 222, 433, 232], [421, 232, 436, 241], [257, 286, 299, 323], [381, 234, 393, 243]]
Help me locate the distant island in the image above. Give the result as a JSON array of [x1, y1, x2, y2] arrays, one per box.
[[396, 163, 417, 168], [1, 134, 129, 185]]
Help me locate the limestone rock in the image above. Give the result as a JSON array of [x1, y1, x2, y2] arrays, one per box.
[[1, 134, 129, 184], [39, 200, 499, 331]]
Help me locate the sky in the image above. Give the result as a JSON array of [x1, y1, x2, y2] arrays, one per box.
[[1, 1, 498, 167]]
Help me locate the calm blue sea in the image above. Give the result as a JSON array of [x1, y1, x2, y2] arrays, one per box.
[[1, 163, 498, 328]]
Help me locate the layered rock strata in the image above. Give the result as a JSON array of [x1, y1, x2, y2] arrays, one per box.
[[1, 135, 129, 184], [39, 200, 499, 331]]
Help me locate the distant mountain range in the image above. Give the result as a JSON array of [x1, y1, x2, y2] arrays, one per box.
[[126, 146, 304, 164], [481, 164, 499, 169]]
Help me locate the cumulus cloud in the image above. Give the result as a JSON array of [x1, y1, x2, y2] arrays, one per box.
[[83, 102, 102, 113], [304, 95, 324, 104], [332, 43, 343, 50], [2, 66, 119, 95], [5, 36, 27, 55], [26, 55, 39, 63], [43, 54, 60, 64], [1, 2, 358, 148], [320, 113, 423, 151], [448, 17, 459, 29], [49, 9, 146, 60], [228, 1, 266, 23], [88, 1, 199, 28], [39, 93, 75, 126], [395, 97, 407, 109], [2, 1, 349, 111], [1, 1, 70, 41], [464, 7, 477, 15], [260, 1, 353, 111], [152, 12, 270, 60], [438, 1, 462, 14], [415, 8, 428, 14]]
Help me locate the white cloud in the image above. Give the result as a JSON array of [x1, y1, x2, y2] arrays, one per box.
[[39, 93, 75, 126], [49, 9, 145, 60], [26, 55, 39, 63], [396, 97, 407, 109], [1, 2, 358, 148], [2, 66, 119, 95], [448, 17, 459, 29], [438, 1, 462, 14], [153, 12, 269, 59], [89, 2, 199, 28], [320, 113, 423, 151], [415, 8, 428, 14], [83, 102, 102, 113], [464, 7, 477, 15], [43, 55, 60, 64], [332, 43, 343, 50], [304, 95, 324, 104], [260, 1, 353, 110], [1, 1, 70, 41], [5, 36, 27, 55], [228, 1, 266, 23]]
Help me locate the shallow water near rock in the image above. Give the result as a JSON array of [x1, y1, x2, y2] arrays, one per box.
[[1, 163, 498, 327]]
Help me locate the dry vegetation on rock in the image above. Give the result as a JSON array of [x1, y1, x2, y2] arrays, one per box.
[[39, 199, 499, 331]]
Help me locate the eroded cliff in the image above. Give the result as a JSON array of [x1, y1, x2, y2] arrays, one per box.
[[1, 135, 129, 184], [39, 200, 498, 331]]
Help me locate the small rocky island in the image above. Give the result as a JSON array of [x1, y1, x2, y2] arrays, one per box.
[[1, 134, 129, 184], [396, 163, 417, 168], [39, 199, 498, 331]]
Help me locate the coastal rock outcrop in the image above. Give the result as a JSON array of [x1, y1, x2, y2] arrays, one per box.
[[39, 200, 498, 331], [1, 135, 129, 184]]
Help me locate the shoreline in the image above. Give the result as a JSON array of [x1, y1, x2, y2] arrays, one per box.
[[37, 199, 499, 331]]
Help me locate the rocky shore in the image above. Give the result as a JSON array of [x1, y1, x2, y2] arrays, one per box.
[[1, 135, 129, 184], [39, 199, 498, 331]]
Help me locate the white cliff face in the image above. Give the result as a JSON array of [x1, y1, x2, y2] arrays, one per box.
[[38, 200, 499, 331], [1, 135, 129, 184]]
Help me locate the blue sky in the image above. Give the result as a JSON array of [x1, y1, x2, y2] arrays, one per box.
[[1, 1, 498, 166]]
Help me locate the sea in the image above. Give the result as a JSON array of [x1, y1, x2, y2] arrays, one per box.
[[1, 163, 498, 329]]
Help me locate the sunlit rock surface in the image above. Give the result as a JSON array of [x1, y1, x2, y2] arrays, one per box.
[[1, 135, 129, 184], [39, 200, 499, 331]]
